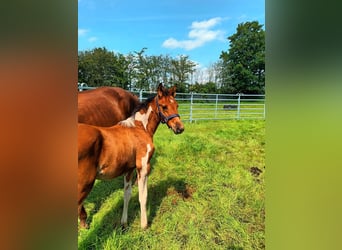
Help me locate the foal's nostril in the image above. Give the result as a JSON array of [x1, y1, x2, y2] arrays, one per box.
[[176, 126, 184, 134], [172, 122, 184, 134]]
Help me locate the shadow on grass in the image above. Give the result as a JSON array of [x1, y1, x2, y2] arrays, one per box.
[[78, 176, 188, 250], [84, 176, 124, 228]]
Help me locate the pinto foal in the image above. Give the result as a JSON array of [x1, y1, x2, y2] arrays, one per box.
[[78, 84, 184, 229]]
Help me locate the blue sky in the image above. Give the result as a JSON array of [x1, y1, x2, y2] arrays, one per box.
[[78, 0, 264, 69]]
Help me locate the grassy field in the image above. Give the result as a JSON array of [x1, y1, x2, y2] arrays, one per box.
[[78, 119, 265, 249]]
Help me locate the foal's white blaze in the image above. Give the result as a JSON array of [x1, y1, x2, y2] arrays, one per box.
[[135, 106, 152, 130], [138, 143, 151, 228]]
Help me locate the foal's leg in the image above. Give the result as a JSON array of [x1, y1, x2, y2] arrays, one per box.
[[138, 172, 148, 229], [121, 170, 134, 228], [78, 163, 97, 229], [78, 181, 95, 229], [137, 144, 152, 229]]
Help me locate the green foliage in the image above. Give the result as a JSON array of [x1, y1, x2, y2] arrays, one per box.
[[169, 55, 196, 92], [78, 47, 130, 88], [78, 120, 265, 249], [189, 81, 218, 93], [78, 47, 197, 91], [220, 21, 265, 94]]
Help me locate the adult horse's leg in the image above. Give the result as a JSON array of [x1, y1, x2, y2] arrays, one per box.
[[121, 170, 134, 228]]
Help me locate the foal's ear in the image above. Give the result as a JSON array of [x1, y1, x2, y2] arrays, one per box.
[[169, 86, 177, 97], [157, 83, 164, 98]]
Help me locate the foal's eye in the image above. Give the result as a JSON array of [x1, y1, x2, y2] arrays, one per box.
[[162, 105, 168, 111]]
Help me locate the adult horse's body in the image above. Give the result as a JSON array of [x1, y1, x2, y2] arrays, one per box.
[[78, 86, 139, 126], [78, 84, 184, 229]]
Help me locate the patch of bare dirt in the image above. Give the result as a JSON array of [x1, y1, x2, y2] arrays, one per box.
[[167, 184, 195, 205], [250, 166, 263, 177]]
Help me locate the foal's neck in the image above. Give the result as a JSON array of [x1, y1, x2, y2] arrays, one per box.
[[134, 103, 160, 137]]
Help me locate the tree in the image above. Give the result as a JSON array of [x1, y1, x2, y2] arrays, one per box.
[[189, 81, 217, 93], [78, 47, 197, 92], [169, 55, 197, 92], [220, 21, 265, 94], [78, 47, 130, 88]]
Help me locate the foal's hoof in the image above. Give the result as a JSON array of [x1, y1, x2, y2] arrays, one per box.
[[121, 223, 128, 232], [79, 221, 89, 229]]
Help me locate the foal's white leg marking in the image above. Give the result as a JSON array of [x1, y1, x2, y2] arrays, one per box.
[[138, 143, 151, 229], [135, 106, 152, 130], [121, 173, 132, 227]]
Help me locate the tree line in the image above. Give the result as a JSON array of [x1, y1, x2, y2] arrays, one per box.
[[78, 21, 265, 94]]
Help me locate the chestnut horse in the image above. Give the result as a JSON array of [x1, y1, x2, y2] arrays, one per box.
[[78, 84, 184, 229], [78, 86, 139, 126]]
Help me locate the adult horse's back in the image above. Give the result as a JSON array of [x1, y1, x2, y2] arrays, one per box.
[[78, 87, 139, 126]]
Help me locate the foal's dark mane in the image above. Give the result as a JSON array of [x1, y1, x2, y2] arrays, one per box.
[[118, 95, 157, 128], [132, 94, 156, 114]]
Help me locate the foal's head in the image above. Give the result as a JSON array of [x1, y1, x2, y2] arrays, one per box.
[[156, 84, 184, 134]]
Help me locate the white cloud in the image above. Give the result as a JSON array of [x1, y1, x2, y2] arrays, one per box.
[[191, 17, 222, 30], [162, 17, 225, 51], [238, 14, 248, 20], [78, 29, 89, 36], [88, 37, 98, 42], [79, 29, 99, 44]]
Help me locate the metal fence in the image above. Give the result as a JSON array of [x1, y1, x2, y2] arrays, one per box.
[[78, 84, 265, 122]]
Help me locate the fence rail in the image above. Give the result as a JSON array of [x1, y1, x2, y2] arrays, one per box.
[[78, 85, 265, 122]]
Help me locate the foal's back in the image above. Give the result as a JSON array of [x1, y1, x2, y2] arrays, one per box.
[[78, 123, 153, 179]]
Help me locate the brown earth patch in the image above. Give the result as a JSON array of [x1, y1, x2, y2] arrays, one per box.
[[250, 166, 262, 177], [167, 184, 195, 202]]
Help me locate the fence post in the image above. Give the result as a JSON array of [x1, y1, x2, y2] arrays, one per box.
[[189, 92, 193, 123], [237, 93, 241, 119], [215, 94, 218, 119], [139, 90, 143, 102]]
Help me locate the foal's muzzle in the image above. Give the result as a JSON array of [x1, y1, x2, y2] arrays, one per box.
[[168, 120, 184, 134], [174, 124, 184, 134]]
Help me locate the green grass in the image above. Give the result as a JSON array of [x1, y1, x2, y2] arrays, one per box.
[[78, 120, 265, 249]]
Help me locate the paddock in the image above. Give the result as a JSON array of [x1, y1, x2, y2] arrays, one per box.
[[78, 119, 265, 249]]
